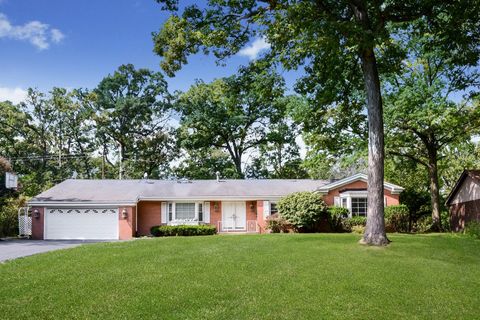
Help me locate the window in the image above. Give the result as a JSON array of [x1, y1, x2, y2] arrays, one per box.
[[270, 202, 278, 215], [175, 203, 196, 220], [168, 203, 173, 221], [341, 198, 347, 208], [351, 197, 367, 216], [198, 203, 203, 222]]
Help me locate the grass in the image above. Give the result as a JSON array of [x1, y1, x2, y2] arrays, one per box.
[[0, 233, 479, 319]]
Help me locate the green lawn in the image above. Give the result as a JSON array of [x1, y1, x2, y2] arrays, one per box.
[[1, 234, 479, 319]]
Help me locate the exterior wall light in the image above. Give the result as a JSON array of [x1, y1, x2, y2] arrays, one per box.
[[121, 208, 128, 219], [33, 209, 40, 219], [214, 202, 219, 211], [250, 202, 255, 210]]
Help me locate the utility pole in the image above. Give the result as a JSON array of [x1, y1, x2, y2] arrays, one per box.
[[101, 147, 105, 179], [118, 141, 123, 180]]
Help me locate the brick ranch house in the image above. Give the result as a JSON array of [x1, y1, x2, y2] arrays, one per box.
[[28, 173, 403, 240], [446, 169, 480, 231]]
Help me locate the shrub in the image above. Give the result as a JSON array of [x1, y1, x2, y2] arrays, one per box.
[[341, 216, 367, 232], [265, 214, 292, 233], [413, 212, 451, 233], [277, 192, 328, 231], [384, 205, 410, 233], [0, 196, 26, 238], [351, 225, 365, 234], [413, 215, 433, 233], [440, 211, 451, 232], [150, 225, 216, 237], [327, 206, 349, 232], [464, 221, 480, 239]]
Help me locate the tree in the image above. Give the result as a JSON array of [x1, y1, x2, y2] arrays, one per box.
[[174, 147, 238, 180], [175, 62, 288, 178], [440, 142, 480, 193], [152, 0, 480, 245], [245, 120, 307, 179], [93, 64, 173, 179], [384, 29, 480, 229]]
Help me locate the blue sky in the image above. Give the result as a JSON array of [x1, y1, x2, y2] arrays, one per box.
[[0, 0, 298, 103]]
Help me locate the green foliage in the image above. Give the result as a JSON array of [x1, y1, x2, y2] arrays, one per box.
[[327, 206, 349, 232], [277, 192, 328, 230], [341, 217, 367, 233], [150, 225, 216, 237], [265, 215, 292, 233], [413, 212, 451, 233], [440, 211, 451, 232], [94, 64, 175, 179], [413, 216, 434, 233], [175, 61, 294, 178], [0, 196, 26, 237], [384, 205, 410, 233], [464, 221, 480, 239], [351, 225, 366, 234]]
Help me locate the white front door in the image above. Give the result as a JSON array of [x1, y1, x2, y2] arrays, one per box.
[[45, 208, 119, 240], [222, 202, 246, 231]]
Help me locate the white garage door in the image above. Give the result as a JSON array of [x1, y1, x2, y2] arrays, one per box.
[[45, 208, 118, 240]]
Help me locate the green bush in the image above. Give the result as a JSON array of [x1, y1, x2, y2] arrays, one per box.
[[0, 196, 25, 238], [341, 216, 367, 232], [265, 214, 292, 233], [277, 192, 328, 231], [413, 215, 433, 233], [384, 205, 410, 233], [351, 225, 365, 234], [440, 211, 451, 232], [150, 225, 216, 237], [327, 206, 349, 232], [464, 221, 480, 239], [413, 212, 451, 233]]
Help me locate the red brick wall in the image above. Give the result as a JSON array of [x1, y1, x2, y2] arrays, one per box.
[[257, 201, 267, 233], [210, 201, 222, 231], [31, 207, 44, 240], [322, 180, 400, 206], [449, 199, 480, 232], [246, 201, 257, 222], [118, 206, 136, 240], [137, 201, 162, 236]]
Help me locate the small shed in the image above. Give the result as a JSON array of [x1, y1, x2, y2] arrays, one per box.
[[446, 170, 480, 231]]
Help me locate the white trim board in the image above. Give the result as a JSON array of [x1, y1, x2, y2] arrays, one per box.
[[316, 173, 404, 194]]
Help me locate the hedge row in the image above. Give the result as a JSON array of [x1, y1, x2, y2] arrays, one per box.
[[150, 225, 217, 237]]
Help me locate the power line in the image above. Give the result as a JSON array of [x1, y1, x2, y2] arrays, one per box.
[[6, 153, 92, 161]]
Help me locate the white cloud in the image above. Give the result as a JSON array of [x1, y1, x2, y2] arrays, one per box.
[[0, 87, 27, 104], [0, 13, 65, 50], [238, 37, 270, 60], [50, 28, 64, 43]]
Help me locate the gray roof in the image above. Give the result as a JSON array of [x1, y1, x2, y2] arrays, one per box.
[[29, 178, 330, 204]]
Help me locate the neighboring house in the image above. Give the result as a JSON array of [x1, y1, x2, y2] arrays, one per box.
[[446, 170, 480, 231], [28, 173, 403, 240]]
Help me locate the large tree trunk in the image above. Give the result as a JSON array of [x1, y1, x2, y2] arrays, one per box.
[[427, 147, 441, 230], [359, 47, 389, 246], [351, 2, 388, 246], [233, 156, 243, 178]]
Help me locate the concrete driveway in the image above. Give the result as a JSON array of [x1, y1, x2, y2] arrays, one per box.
[[0, 239, 103, 262]]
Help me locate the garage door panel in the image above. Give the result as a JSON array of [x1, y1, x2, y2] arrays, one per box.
[[45, 208, 118, 240]]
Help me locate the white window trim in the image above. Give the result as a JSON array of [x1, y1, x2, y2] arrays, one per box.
[[166, 201, 206, 224], [338, 191, 368, 218]]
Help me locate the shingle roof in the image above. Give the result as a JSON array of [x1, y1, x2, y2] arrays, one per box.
[[29, 178, 330, 204]]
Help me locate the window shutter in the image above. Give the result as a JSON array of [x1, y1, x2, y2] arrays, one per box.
[[161, 202, 167, 224], [334, 196, 340, 207], [204, 202, 210, 223], [263, 201, 270, 220]]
